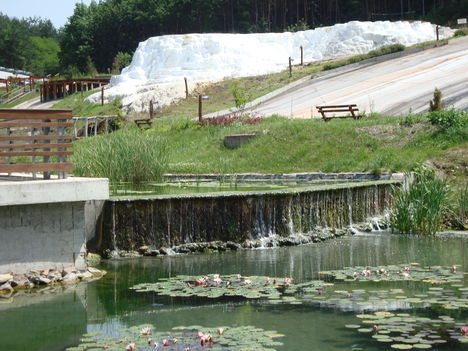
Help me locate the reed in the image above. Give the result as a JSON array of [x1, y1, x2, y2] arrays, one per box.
[[71, 126, 168, 183], [390, 167, 449, 235]]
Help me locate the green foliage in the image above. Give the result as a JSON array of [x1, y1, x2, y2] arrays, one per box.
[[428, 109, 467, 131], [390, 167, 450, 235], [111, 52, 132, 73], [399, 112, 425, 127], [230, 81, 251, 115], [429, 88, 445, 112], [285, 19, 309, 32], [27, 36, 60, 75], [71, 126, 168, 183], [324, 44, 406, 70], [454, 28, 468, 37], [52, 91, 121, 117]]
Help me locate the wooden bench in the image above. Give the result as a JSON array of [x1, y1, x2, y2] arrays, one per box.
[[316, 104, 361, 122], [0, 109, 74, 179], [134, 119, 152, 129]]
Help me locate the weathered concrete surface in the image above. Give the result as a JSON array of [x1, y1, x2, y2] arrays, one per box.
[[0, 177, 109, 206], [224, 133, 258, 149], [0, 202, 88, 274], [99, 181, 395, 254]]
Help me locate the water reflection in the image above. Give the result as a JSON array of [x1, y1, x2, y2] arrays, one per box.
[[0, 233, 466, 351]]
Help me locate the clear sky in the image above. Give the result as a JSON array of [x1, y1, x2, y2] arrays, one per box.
[[1, 0, 94, 28]]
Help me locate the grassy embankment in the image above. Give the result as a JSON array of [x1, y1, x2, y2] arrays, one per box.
[[52, 90, 121, 116], [0, 91, 40, 108]]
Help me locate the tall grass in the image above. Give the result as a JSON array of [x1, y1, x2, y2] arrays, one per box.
[[390, 167, 449, 235], [71, 127, 168, 183]]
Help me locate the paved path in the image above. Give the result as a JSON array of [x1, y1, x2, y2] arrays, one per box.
[[249, 36, 468, 118], [13, 96, 57, 109]]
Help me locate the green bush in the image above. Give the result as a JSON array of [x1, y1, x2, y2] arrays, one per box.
[[390, 167, 449, 235], [429, 88, 445, 112], [72, 127, 168, 183], [428, 109, 467, 131], [454, 28, 468, 37]]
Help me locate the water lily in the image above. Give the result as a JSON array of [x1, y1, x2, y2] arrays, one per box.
[[284, 278, 292, 286], [451, 265, 457, 273], [217, 328, 225, 335], [162, 339, 170, 346], [197, 331, 204, 339], [140, 327, 151, 335], [126, 343, 136, 351], [200, 334, 213, 346], [461, 326, 468, 335]]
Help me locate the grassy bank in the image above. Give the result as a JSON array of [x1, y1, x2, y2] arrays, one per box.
[[0, 91, 39, 108], [52, 90, 121, 117], [147, 113, 466, 177]]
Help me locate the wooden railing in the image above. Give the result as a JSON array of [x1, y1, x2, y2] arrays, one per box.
[[0, 109, 74, 179]]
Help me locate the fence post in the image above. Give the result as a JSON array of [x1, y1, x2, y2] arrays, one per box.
[[101, 87, 104, 105], [289, 57, 293, 78], [149, 100, 154, 118], [436, 25, 440, 41], [184, 77, 189, 99], [198, 94, 202, 122], [300, 46, 304, 66]]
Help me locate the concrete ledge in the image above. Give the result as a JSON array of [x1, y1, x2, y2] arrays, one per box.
[[224, 132, 258, 148], [0, 177, 109, 206]]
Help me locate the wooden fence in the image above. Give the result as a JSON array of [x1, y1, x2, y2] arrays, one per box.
[[0, 109, 74, 179]]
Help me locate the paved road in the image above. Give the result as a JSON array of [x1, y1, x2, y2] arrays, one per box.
[[250, 36, 468, 118], [13, 96, 57, 109]]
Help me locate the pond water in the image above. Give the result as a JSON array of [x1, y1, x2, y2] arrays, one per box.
[[1, 233, 466, 351], [110, 179, 371, 197]]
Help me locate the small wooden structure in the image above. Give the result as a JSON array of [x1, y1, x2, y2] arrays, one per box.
[[40, 77, 111, 102], [73, 115, 118, 138], [316, 104, 361, 122], [134, 119, 152, 129], [0, 109, 74, 179]]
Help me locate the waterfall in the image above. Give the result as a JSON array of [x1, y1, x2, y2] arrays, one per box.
[[102, 182, 395, 254]]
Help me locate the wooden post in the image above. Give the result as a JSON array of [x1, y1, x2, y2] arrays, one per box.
[[42, 120, 51, 180], [85, 118, 89, 138], [300, 46, 304, 66], [94, 117, 98, 136], [104, 117, 109, 134], [198, 94, 202, 122], [289, 57, 293, 78], [149, 100, 154, 118], [101, 87, 104, 105], [436, 25, 440, 41], [184, 77, 189, 99]]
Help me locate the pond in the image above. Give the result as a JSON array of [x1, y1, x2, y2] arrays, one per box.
[[110, 178, 374, 197], [0, 233, 466, 351]]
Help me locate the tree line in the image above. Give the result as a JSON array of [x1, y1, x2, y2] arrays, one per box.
[[0, 14, 60, 75], [1, 0, 466, 76]]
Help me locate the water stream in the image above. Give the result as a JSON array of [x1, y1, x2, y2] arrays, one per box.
[[1, 233, 466, 351]]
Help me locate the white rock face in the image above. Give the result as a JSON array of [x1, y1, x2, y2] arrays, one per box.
[[87, 21, 452, 113]]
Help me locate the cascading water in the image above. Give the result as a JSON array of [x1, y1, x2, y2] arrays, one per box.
[[97, 182, 395, 255]]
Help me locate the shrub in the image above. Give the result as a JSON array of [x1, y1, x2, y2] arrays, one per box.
[[112, 52, 133, 73], [390, 167, 449, 235], [72, 127, 168, 183], [200, 113, 262, 126], [429, 88, 444, 112], [427, 109, 467, 131], [230, 81, 251, 116], [454, 28, 468, 37]]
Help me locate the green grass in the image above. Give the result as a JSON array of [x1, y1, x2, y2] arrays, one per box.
[[390, 167, 450, 235], [0, 91, 39, 108], [52, 90, 121, 117], [137, 113, 467, 176], [71, 126, 168, 183]]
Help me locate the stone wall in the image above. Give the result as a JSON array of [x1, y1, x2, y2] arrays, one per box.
[[0, 202, 87, 274], [96, 181, 396, 255]]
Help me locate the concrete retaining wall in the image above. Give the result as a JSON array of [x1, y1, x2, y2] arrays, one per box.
[[0, 202, 87, 274]]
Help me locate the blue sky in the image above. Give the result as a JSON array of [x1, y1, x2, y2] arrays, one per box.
[[1, 0, 94, 28]]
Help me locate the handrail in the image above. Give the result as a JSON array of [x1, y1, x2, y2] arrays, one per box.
[[0, 109, 74, 179]]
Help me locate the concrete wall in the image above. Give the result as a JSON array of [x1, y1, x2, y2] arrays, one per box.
[[0, 201, 87, 274]]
